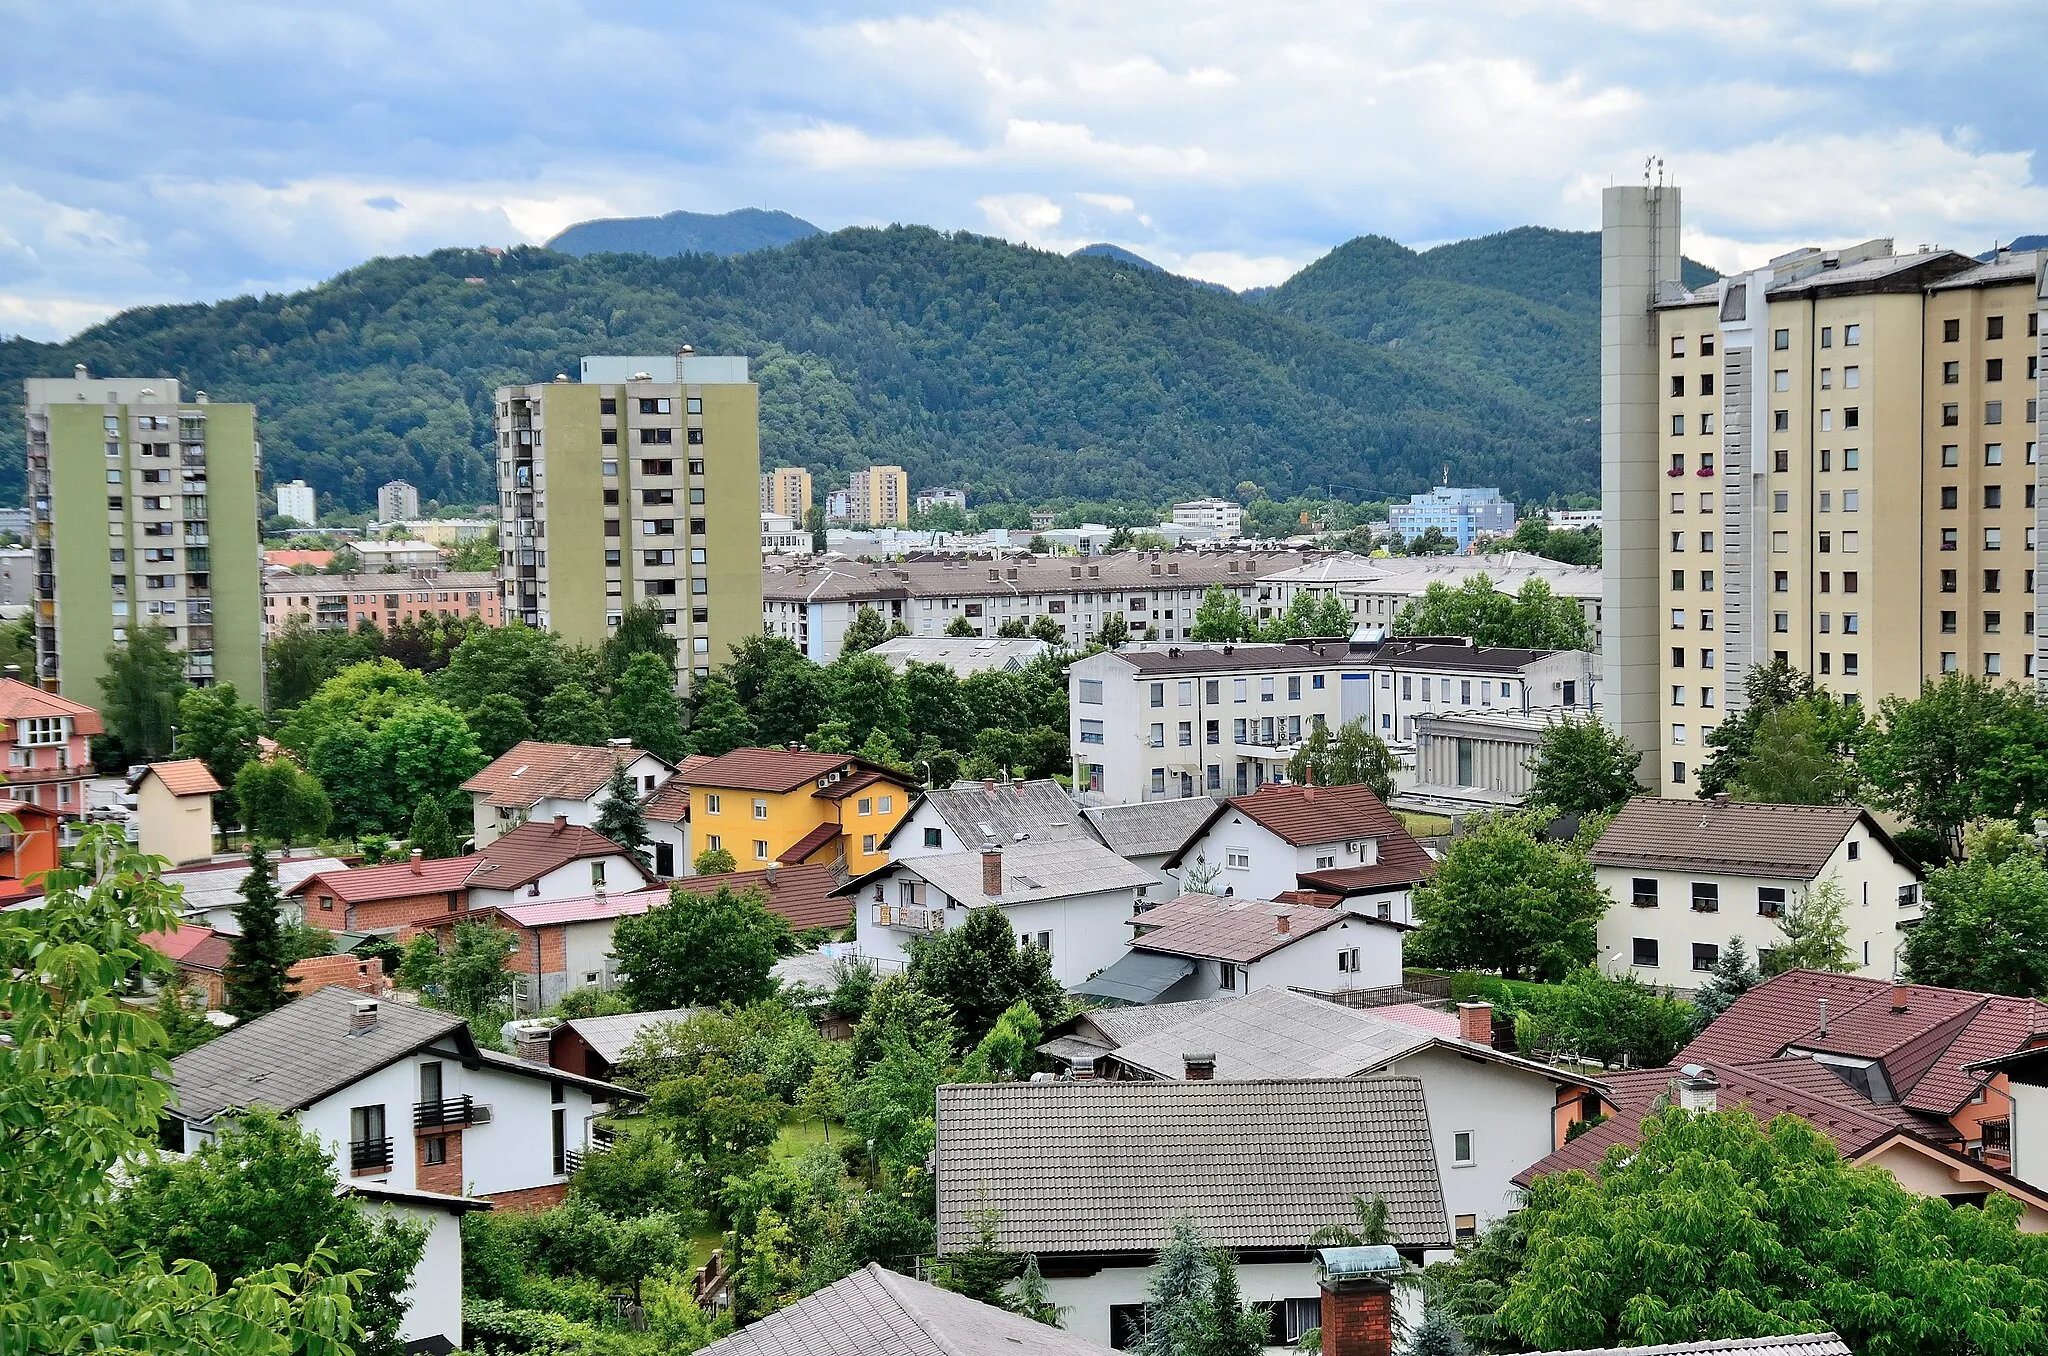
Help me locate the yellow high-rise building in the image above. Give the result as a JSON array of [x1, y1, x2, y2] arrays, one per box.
[[1603, 185, 2045, 794], [760, 466, 813, 521], [848, 465, 910, 527]]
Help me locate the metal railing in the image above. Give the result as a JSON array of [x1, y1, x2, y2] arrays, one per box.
[[349, 1137, 392, 1174], [413, 1094, 475, 1129]]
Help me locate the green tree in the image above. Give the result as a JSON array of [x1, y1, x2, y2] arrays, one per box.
[[687, 674, 756, 756], [1029, 614, 1067, 645], [108, 1109, 428, 1356], [1095, 610, 1130, 648], [437, 623, 568, 726], [1858, 672, 2048, 859], [646, 1050, 786, 1218], [827, 654, 910, 752], [694, 845, 739, 875], [265, 616, 380, 714], [536, 682, 609, 745], [224, 842, 293, 1021], [603, 600, 682, 681], [613, 885, 791, 1008], [905, 661, 974, 754], [400, 920, 516, 1017], [937, 1207, 1018, 1306], [1511, 967, 1695, 1069], [1407, 525, 1457, 556], [909, 906, 1068, 1047], [569, 1128, 698, 1219], [100, 622, 189, 762], [1767, 876, 1855, 975], [1696, 659, 1856, 799], [1012, 1254, 1066, 1327], [0, 824, 364, 1356], [843, 1018, 953, 1170], [1493, 1107, 2048, 1354], [806, 504, 828, 553], [1135, 1217, 1218, 1356], [1188, 585, 1256, 642], [610, 651, 686, 763], [842, 605, 890, 655], [1528, 715, 1643, 816], [1395, 575, 1589, 649], [1905, 837, 2048, 995], [1729, 702, 1859, 805], [726, 635, 826, 749], [960, 1000, 1045, 1083], [234, 756, 333, 847], [1287, 718, 1399, 800], [177, 682, 265, 796], [1689, 937, 1761, 1035], [446, 529, 499, 572], [466, 691, 533, 758], [594, 762, 653, 872], [408, 794, 460, 860], [1190, 1250, 1270, 1356], [1409, 813, 1609, 981], [944, 613, 980, 637], [1405, 1307, 1475, 1356]]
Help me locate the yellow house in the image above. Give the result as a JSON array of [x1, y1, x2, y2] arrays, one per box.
[[136, 759, 222, 866], [686, 748, 913, 879]]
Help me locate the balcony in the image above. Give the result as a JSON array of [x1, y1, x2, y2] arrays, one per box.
[[349, 1137, 393, 1175], [873, 903, 945, 933], [413, 1094, 477, 1129]]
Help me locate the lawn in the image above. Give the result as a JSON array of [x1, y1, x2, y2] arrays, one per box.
[[1397, 810, 1454, 837], [773, 1117, 839, 1160]]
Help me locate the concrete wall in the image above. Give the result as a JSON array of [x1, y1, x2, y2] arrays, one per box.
[[354, 1197, 466, 1351], [138, 780, 213, 866]]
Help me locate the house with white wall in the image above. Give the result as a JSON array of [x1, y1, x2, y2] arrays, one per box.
[[461, 739, 686, 875], [1589, 796, 1924, 986], [1080, 797, 1219, 895], [1074, 892, 1407, 1006], [1358, 640, 1599, 743], [1162, 782, 1435, 924], [342, 1182, 488, 1355], [884, 778, 1088, 861], [841, 838, 1155, 986]]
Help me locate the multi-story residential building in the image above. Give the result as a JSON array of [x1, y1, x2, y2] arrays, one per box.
[[761, 512, 809, 554], [274, 479, 316, 526], [262, 570, 502, 634], [1358, 639, 1599, 743], [0, 674, 99, 831], [495, 353, 762, 688], [381, 518, 495, 545], [351, 540, 443, 571], [763, 549, 1317, 659], [1265, 551, 1603, 647], [824, 487, 851, 522], [687, 747, 914, 878], [1604, 184, 2047, 795], [1172, 497, 1244, 537], [23, 367, 263, 696], [0, 546, 32, 606], [377, 480, 420, 521], [1066, 641, 1373, 802], [760, 466, 813, 521], [848, 465, 910, 526], [1388, 487, 1516, 550], [914, 486, 967, 514]]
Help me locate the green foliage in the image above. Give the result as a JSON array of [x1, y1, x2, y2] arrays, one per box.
[[108, 1109, 428, 1356], [1190, 1251, 1271, 1356], [593, 763, 653, 871], [1095, 610, 1131, 648], [609, 651, 686, 763], [686, 675, 756, 756], [825, 654, 911, 753], [1394, 574, 1589, 648], [1189, 585, 1258, 642], [408, 793, 460, 860], [265, 615, 379, 713], [602, 601, 681, 684], [1491, 1107, 2048, 1354], [1731, 702, 1861, 805], [1906, 833, 2048, 995], [282, 659, 485, 836], [1135, 1217, 1220, 1356], [1013, 1253, 1066, 1327], [1858, 672, 2048, 859], [612, 885, 791, 1009], [944, 613, 979, 637], [224, 843, 292, 1021], [1286, 718, 1398, 800], [842, 605, 890, 655], [0, 824, 365, 1355], [693, 845, 739, 876], [647, 1057, 787, 1221], [177, 682, 266, 797], [907, 906, 1069, 1048], [1481, 516, 1601, 566], [437, 623, 569, 728], [1404, 1306, 1475, 1356], [234, 755, 334, 847], [466, 691, 533, 758], [1308, 1194, 1399, 1249], [1766, 876, 1855, 976], [1696, 659, 1855, 799], [1409, 813, 1609, 981], [1689, 937, 1761, 1036], [401, 920, 516, 1017], [1506, 967, 1695, 1069], [537, 682, 610, 745], [152, 969, 222, 1056], [936, 1206, 1018, 1307], [960, 1001, 1045, 1083], [569, 1129, 699, 1219], [100, 622, 189, 762], [1528, 714, 1643, 817]]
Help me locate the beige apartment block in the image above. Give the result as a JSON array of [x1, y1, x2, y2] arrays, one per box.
[[1605, 185, 2046, 795], [848, 465, 909, 526], [761, 466, 813, 521]]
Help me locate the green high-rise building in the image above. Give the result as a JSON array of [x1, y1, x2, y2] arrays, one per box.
[[24, 367, 264, 703]]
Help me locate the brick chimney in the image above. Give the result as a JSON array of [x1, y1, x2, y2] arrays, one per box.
[[1276, 912, 1292, 935], [553, 813, 568, 833], [409, 848, 423, 876], [516, 1032, 552, 1064], [1457, 1001, 1492, 1045], [349, 999, 380, 1034], [1892, 983, 1911, 1013], [982, 843, 1003, 897], [1183, 1052, 1216, 1081], [1319, 1264, 1396, 1356]]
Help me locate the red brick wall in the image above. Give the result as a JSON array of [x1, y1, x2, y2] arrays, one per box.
[[288, 953, 389, 998], [485, 1182, 568, 1211], [350, 891, 467, 932], [416, 1128, 465, 1195], [1319, 1280, 1393, 1356]]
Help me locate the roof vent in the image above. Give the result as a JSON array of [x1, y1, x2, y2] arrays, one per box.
[[73, 363, 87, 379]]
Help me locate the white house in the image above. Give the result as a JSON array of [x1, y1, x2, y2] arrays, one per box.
[[1041, 986, 1603, 1245], [462, 818, 653, 914], [1080, 798, 1219, 894], [460, 739, 688, 876], [884, 778, 1088, 861], [1358, 640, 1599, 743], [843, 838, 1155, 986], [1074, 893, 1407, 1007], [1263, 551, 1604, 650], [1589, 796, 1925, 986], [935, 1077, 1448, 1350], [342, 1182, 488, 1354], [1162, 782, 1435, 924]]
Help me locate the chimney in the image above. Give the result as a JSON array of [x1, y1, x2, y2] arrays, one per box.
[[554, 813, 568, 833], [2, 665, 17, 680], [1676, 1063, 1719, 1113], [1183, 1052, 1216, 1081], [1276, 912, 1292, 935], [1892, 983, 1911, 1013], [1818, 998, 1829, 1037], [982, 842, 1003, 897], [1711, 791, 1730, 807], [1457, 1001, 1493, 1045], [764, 860, 779, 883], [1317, 1247, 1400, 1356], [409, 848, 423, 876], [515, 1032, 552, 1064], [349, 999, 380, 1034]]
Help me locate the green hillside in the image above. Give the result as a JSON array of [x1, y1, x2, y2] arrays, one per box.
[[0, 226, 1606, 511], [546, 207, 822, 258]]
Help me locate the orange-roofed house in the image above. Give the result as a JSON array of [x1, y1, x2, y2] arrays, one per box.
[[0, 797, 62, 900], [0, 676, 101, 834], [460, 740, 686, 873], [136, 760, 223, 866], [686, 748, 914, 878]]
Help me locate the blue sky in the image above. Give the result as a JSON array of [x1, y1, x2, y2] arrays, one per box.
[[2, 0, 2045, 340]]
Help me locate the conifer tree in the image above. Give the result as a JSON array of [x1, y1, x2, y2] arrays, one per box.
[[409, 795, 460, 860], [594, 762, 653, 872], [224, 842, 292, 1020]]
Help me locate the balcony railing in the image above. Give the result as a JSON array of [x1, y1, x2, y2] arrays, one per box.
[[349, 1137, 393, 1174], [413, 1094, 475, 1129], [874, 903, 944, 932]]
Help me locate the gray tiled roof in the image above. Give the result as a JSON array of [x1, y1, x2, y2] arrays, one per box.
[[170, 987, 466, 1122], [1083, 797, 1219, 858], [915, 779, 1087, 847], [887, 838, 1156, 906], [560, 1008, 706, 1064], [1533, 1336, 1851, 1356], [697, 1262, 1118, 1355], [935, 1077, 1449, 1255], [1106, 986, 1431, 1081]]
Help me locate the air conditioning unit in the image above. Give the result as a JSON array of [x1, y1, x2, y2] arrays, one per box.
[[469, 1105, 493, 1126]]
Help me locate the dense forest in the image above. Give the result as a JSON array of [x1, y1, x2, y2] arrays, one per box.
[[0, 222, 1718, 512], [546, 206, 822, 258]]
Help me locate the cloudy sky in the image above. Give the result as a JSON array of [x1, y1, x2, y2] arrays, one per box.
[[2, 0, 2044, 340]]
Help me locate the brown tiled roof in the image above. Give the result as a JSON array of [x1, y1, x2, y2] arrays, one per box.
[[1164, 784, 1434, 895], [778, 822, 844, 865], [1367, 641, 1557, 673], [1297, 858, 1437, 894], [145, 759, 222, 797], [460, 741, 651, 809], [675, 862, 848, 932], [286, 856, 477, 904], [0, 677, 102, 735], [814, 768, 895, 801], [673, 754, 715, 780], [466, 819, 635, 893], [182, 932, 232, 973], [1128, 892, 1347, 963], [1588, 797, 1916, 880], [687, 747, 855, 794], [640, 779, 692, 824]]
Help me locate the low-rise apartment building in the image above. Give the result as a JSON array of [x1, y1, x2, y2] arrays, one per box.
[[1358, 640, 1599, 743], [1265, 552, 1602, 647], [262, 569, 502, 634], [1172, 497, 1244, 537], [0, 675, 99, 831]]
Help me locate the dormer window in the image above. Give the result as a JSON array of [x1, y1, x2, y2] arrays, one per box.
[[17, 718, 65, 747]]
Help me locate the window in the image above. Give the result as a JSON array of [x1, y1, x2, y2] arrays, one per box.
[[1337, 946, 1360, 972], [1671, 375, 1685, 397], [1773, 328, 1789, 350], [1987, 528, 2003, 550], [1671, 761, 1686, 785], [1845, 324, 1860, 345], [1670, 336, 1686, 357], [1987, 401, 2004, 425], [1843, 407, 1858, 429], [1774, 369, 1790, 392], [1989, 315, 2006, 340], [1631, 878, 1658, 908], [1672, 414, 1685, 436], [1943, 404, 1961, 427], [1757, 886, 1786, 918], [1633, 937, 1660, 968], [1452, 1131, 1475, 1166], [1775, 449, 1790, 472], [1692, 882, 1720, 913], [1692, 942, 1721, 972], [1774, 571, 1789, 593], [1942, 610, 1958, 633], [1944, 360, 1962, 384], [1942, 486, 1959, 510], [1987, 485, 2005, 509], [1773, 490, 1788, 513], [1988, 358, 2005, 382], [1079, 719, 1105, 745], [1844, 448, 1860, 470], [1988, 443, 2005, 465], [1225, 849, 1250, 870], [754, 839, 769, 860], [923, 826, 943, 848], [423, 1135, 448, 1166], [1671, 609, 1685, 630], [1078, 679, 1103, 704], [1149, 682, 1165, 708]]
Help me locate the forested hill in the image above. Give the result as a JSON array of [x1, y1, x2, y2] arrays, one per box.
[[0, 224, 1664, 510], [546, 207, 822, 258]]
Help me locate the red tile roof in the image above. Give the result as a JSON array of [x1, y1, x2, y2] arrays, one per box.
[[815, 768, 903, 801], [461, 741, 656, 809], [641, 778, 692, 824], [144, 759, 222, 797], [183, 932, 232, 973], [0, 677, 102, 735], [1127, 892, 1347, 963], [142, 922, 220, 964], [287, 855, 477, 904], [778, 822, 844, 865], [686, 747, 856, 794], [491, 862, 848, 933], [465, 819, 636, 893], [673, 754, 716, 780], [1229, 781, 1410, 846]]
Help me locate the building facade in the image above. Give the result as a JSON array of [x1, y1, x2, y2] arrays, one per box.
[[377, 480, 421, 521], [0, 677, 100, 831], [848, 465, 910, 526], [274, 479, 316, 526], [1172, 498, 1244, 537], [495, 354, 762, 688], [263, 570, 502, 634], [1357, 640, 1599, 743], [914, 486, 967, 514], [24, 369, 263, 697], [1265, 552, 1603, 649], [1387, 487, 1516, 550], [760, 466, 813, 521], [760, 512, 808, 554]]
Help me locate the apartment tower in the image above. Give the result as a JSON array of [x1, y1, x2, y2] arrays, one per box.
[[760, 466, 814, 520], [495, 352, 762, 688], [1603, 185, 2048, 794], [23, 368, 263, 700], [848, 465, 910, 526]]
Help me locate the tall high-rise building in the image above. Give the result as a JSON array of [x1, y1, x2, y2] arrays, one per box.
[[760, 466, 813, 521], [275, 479, 317, 526], [496, 353, 762, 687], [377, 480, 420, 522], [847, 465, 909, 526], [23, 366, 263, 697], [1603, 184, 2048, 795]]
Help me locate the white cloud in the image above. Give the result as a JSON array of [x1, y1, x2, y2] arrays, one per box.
[[1077, 192, 1136, 212], [1165, 249, 1315, 291], [976, 193, 1073, 248]]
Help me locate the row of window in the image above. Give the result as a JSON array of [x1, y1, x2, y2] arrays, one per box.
[[1630, 878, 1797, 913], [1936, 611, 2033, 635], [700, 793, 894, 818]]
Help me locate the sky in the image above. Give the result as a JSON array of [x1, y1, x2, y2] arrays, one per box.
[[2, 0, 2046, 341]]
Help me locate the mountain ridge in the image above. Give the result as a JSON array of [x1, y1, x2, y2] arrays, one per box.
[[546, 207, 821, 258]]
